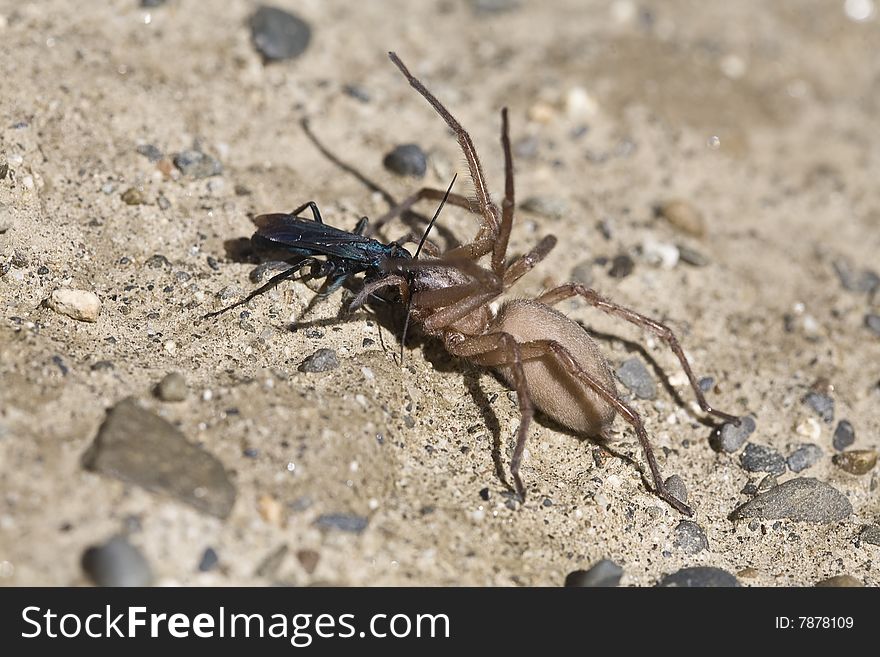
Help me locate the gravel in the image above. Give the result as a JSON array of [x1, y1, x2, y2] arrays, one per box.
[[615, 357, 656, 400], [198, 547, 219, 572], [314, 513, 369, 534], [298, 348, 339, 372], [154, 371, 187, 402], [564, 559, 623, 587], [173, 150, 222, 178], [657, 567, 739, 587], [786, 443, 822, 473], [802, 391, 834, 424], [832, 258, 879, 294], [81, 536, 153, 587], [608, 254, 634, 278], [730, 477, 852, 523], [832, 420, 855, 451], [520, 195, 568, 219], [673, 521, 709, 554], [814, 575, 863, 587], [739, 443, 786, 474], [859, 524, 880, 547], [382, 144, 427, 178], [655, 199, 706, 237], [832, 450, 877, 475], [250, 6, 312, 62], [45, 288, 102, 322], [121, 187, 146, 205], [664, 474, 688, 506], [82, 399, 236, 519], [710, 415, 756, 452], [866, 313, 880, 336]]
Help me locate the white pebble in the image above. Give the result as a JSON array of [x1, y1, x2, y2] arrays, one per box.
[[163, 340, 177, 356], [46, 288, 101, 322], [564, 87, 599, 120], [641, 237, 680, 269], [795, 417, 821, 440]]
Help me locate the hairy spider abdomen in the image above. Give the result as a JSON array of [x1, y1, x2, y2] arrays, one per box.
[[489, 300, 617, 437]]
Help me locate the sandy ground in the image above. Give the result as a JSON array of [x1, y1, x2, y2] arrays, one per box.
[[1, 0, 879, 587]]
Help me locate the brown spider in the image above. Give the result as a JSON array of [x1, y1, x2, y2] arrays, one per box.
[[352, 52, 740, 516]]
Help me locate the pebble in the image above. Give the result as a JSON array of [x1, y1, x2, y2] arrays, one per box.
[[677, 243, 710, 267], [479, 487, 490, 501], [154, 372, 187, 402], [616, 358, 656, 400], [803, 391, 834, 424], [832, 420, 855, 451], [136, 144, 163, 161], [81, 536, 153, 587], [470, 0, 522, 14], [173, 150, 222, 178], [656, 199, 706, 237], [739, 443, 786, 474], [258, 494, 284, 526], [46, 288, 102, 322], [640, 237, 679, 269], [255, 544, 288, 579], [564, 86, 599, 120], [832, 258, 879, 294], [673, 521, 709, 554], [145, 254, 171, 269], [859, 524, 880, 546], [249, 6, 311, 61], [314, 513, 368, 534], [730, 477, 852, 523], [786, 443, 822, 473], [120, 187, 146, 205], [382, 144, 427, 178], [198, 547, 219, 572], [82, 399, 236, 518], [520, 195, 568, 219], [832, 449, 877, 475], [564, 559, 623, 587], [296, 549, 320, 575], [608, 254, 634, 278], [657, 567, 739, 587], [141, 0, 167, 7], [570, 260, 594, 287], [865, 314, 880, 336], [297, 348, 337, 373], [814, 575, 863, 587], [795, 417, 822, 440], [664, 474, 687, 505]]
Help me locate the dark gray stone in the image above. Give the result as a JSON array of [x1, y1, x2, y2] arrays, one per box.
[[198, 547, 219, 572], [677, 244, 710, 267], [608, 254, 634, 278], [674, 521, 708, 554], [832, 259, 879, 294], [803, 392, 834, 424], [564, 559, 623, 587], [664, 474, 688, 506], [314, 513, 369, 534], [615, 358, 656, 400], [786, 443, 823, 473], [298, 348, 338, 372], [470, 0, 522, 13], [832, 420, 855, 452], [82, 399, 236, 518], [173, 150, 222, 178], [658, 567, 739, 587], [250, 6, 311, 62], [712, 415, 756, 453], [859, 524, 880, 547], [136, 144, 163, 161], [740, 442, 786, 474], [82, 536, 153, 587], [383, 144, 427, 178], [730, 477, 852, 523]]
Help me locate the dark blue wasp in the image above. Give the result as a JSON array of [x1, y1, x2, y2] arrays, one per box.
[[204, 177, 454, 320]]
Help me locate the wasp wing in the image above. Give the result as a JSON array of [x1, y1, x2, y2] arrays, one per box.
[[253, 213, 386, 264]]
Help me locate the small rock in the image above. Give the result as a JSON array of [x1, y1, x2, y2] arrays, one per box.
[[173, 150, 222, 178], [564, 86, 599, 120], [608, 253, 634, 278], [658, 567, 739, 587], [865, 314, 880, 337], [136, 144, 163, 161], [383, 144, 427, 178], [296, 549, 320, 575], [198, 547, 219, 572], [815, 575, 863, 587], [520, 195, 568, 219], [570, 260, 594, 287], [255, 544, 288, 579], [258, 494, 284, 526], [664, 474, 687, 505], [470, 0, 522, 14], [673, 521, 709, 554], [710, 415, 756, 453], [564, 559, 623, 587], [145, 254, 171, 269], [82, 399, 236, 519], [479, 487, 490, 501], [46, 289, 102, 322], [739, 443, 786, 474], [640, 237, 679, 269], [859, 524, 880, 546], [155, 372, 187, 402], [803, 391, 834, 424], [795, 417, 822, 440], [832, 420, 855, 451], [832, 450, 877, 475], [786, 444, 823, 473], [82, 536, 153, 587], [616, 358, 656, 400], [140, 0, 167, 7], [677, 244, 710, 267], [832, 258, 879, 294], [343, 84, 370, 103], [121, 187, 146, 205], [314, 513, 368, 534], [298, 348, 338, 373], [730, 477, 852, 523], [656, 199, 706, 237], [757, 474, 778, 492], [250, 6, 311, 62]]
